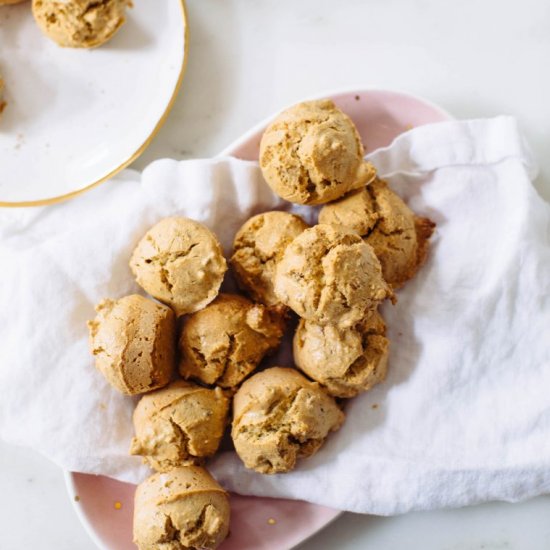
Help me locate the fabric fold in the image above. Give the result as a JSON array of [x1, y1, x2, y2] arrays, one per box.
[[0, 118, 549, 515]]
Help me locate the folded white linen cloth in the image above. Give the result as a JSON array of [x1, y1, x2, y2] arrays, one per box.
[[1, 117, 549, 515]]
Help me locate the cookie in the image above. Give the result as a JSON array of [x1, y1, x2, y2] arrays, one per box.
[[259, 99, 376, 205], [274, 224, 393, 328], [32, 0, 131, 48], [294, 310, 389, 398], [130, 381, 230, 472], [87, 294, 175, 395], [319, 178, 436, 288], [231, 211, 308, 305], [130, 217, 227, 317], [232, 367, 344, 474], [179, 294, 286, 388], [133, 466, 230, 550]]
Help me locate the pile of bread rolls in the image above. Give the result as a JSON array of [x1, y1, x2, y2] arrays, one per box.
[[87, 99, 435, 549]]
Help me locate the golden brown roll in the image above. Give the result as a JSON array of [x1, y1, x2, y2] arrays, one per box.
[[231, 211, 308, 306], [32, 0, 131, 48], [294, 310, 389, 398], [87, 294, 175, 395], [274, 224, 393, 329], [232, 367, 344, 474], [130, 381, 230, 472], [133, 466, 230, 550], [259, 99, 376, 205], [179, 294, 286, 388], [130, 217, 227, 317], [319, 178, 435, 288]]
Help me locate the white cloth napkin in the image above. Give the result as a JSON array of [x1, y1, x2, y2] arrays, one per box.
[[1, 117, 549, 515]]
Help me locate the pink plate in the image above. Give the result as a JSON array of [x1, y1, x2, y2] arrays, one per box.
[[66, 88, 451, 550]]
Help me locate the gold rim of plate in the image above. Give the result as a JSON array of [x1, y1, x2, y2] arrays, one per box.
[[0, 0, 190, 208]]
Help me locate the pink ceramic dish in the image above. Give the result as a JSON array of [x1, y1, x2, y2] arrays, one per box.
[[65, 473, 341, 550], [66, 88, 452, 550]]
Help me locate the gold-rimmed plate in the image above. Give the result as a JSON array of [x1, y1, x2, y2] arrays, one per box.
[[0, 0, 188, 207]]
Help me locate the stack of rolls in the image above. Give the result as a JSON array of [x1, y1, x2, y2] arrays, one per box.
[[86, 98, 435, 549]]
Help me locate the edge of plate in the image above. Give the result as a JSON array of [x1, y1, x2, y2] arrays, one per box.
[[0, 0, 190, 209], [291, 509, 342, 550], [65, 471, 110, 550], [64, 471, 343, 550]]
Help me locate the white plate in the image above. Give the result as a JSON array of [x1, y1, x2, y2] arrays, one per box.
[[0, 0, 187, 206]]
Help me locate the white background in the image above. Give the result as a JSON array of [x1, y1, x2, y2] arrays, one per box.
[[2, 0, 550, 548]]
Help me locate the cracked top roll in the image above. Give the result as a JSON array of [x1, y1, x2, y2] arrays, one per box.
[[231, 211, 309, 306], [87, 294, 176, 395], [319, 178, 435, 288], [179, 294, 286, 388], [32, 0, 131, 48], [259, 99, 377, 205], [274, 224, 393, 329], [294, 310, 389, 398], [232, 367, 344, 474], [130, 381, 230, 472], [133, 466, 230, 550], [130, 217, 227, 317]]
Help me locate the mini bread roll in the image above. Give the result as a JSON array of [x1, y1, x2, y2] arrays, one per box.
[[294, 310, 389, 398], [130, 381, 230, 472], [231, 211, 309, 305], [32, 0, 131, 48], [274, 224, 393, 329], [130, 217, 227, 317], [179, 294, 286, 388], [87, 294, 175, 395], [259, 99, 376, 205], [232, 367, 344, 474], [319, 178, 435, 288], [133, 467, 230, 550]]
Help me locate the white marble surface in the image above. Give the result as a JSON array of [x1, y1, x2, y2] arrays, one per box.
[[2, 0, 550, 548]]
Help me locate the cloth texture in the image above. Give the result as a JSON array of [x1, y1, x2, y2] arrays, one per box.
[[1, 116, 548, 514]]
